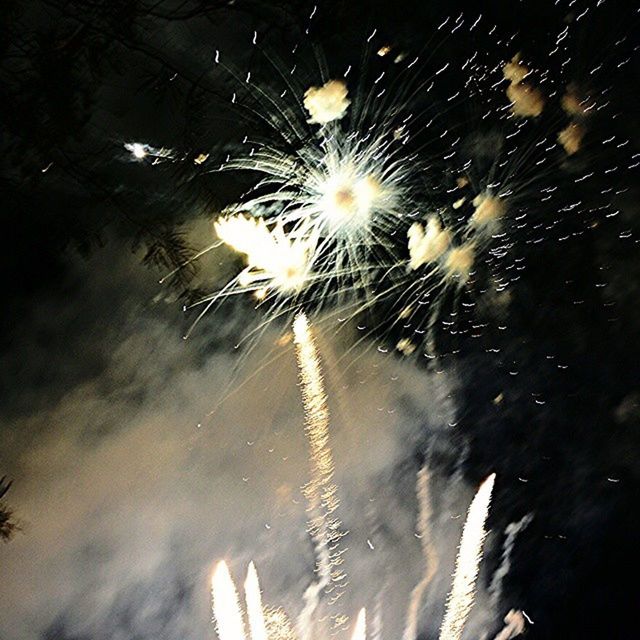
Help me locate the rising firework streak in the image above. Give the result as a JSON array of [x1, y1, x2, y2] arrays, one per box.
[[211, 561, 247, 640], [245, 561, 269, 640], [439, 473, 496, 640], [293, 312, 348, 635]]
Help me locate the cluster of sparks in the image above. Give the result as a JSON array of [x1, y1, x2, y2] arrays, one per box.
[[210, 314, 497, 640], [162, 10, 633, 359]]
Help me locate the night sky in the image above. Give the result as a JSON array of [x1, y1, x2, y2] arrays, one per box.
[[1, 1, 639, 639]]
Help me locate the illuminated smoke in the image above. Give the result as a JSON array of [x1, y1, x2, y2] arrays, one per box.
[[211, 561, 248, 640], [503, 55, 545, 118], [293, 312, 347, 637], [444, 244, 475, 284], [502, 55, 529, 84], [492, 610, 527, 640], [350, 608, 367, 640], [318, 171, 383, 232], [403, 466, 438, 640], [561, 84, 588, 118], [470, 195, 506, 228], [214, 214, 312, 293], [245, 562, 269, 640], [558, 122, 586, 156], [304, 80, 351, 125], [438, 473, 496, 640], [408, 218, 451, 270], [506, 82, 545, 118]]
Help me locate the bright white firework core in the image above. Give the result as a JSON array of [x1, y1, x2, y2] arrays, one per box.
[[131, 142, 146, 159], [317, 167, 382, 232]]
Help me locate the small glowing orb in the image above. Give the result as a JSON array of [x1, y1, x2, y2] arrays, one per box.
[[561, 84, 587, 117], [396, 338, 416, 356]]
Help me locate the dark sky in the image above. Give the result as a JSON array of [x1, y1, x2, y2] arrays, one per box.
[[1, 1, 639, 639]]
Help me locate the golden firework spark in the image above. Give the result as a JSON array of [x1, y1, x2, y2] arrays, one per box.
[[245, 561, 269, 640]]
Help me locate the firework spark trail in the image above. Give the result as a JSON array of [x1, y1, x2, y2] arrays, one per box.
[[211, 561, 247, 640], [293, 312, 348, 638], [350, 608, 367, 640], [439, 473, 496, 640], [245, 561, 269, 640], [403, 465, 439, 640]]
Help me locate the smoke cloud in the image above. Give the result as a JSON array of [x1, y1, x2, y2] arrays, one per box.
[[0, 233, 503, 640]]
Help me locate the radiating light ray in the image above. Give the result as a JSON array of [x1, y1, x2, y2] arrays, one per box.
[[212, 561, 248, 640], [245, 561, 269, 640], [439, 473, 496, 640]]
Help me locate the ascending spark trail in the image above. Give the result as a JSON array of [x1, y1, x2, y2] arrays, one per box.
[[350, 608, 367, 640], [403, 466, 439, 640], [245, 561, 269, 640], [439, 473, 496, 640], [292, 312, 347, 637], [212, 561, 247, 640]]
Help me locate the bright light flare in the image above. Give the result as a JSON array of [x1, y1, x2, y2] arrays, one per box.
[[124, 142, 147, 159], [211, 561, 247, 640], [215, 214, 313, 293], [439, 473, 496, 640], [245, 561, 269, 640], [408, 218, 451, 270], [350, 608, 367, 640]]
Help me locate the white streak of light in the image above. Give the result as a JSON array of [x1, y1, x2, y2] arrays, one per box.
[[351, 608, 367, 640], [293, 312, 347, 637], [212, 561, 247, 640], [245, 561, 269, 640], [438, 473, 496, 640]]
